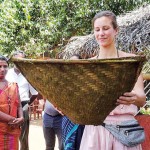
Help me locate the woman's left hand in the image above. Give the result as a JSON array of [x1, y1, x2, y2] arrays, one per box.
[[116, 91, 137, 105]]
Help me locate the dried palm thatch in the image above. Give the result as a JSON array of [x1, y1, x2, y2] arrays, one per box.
[[58, 34, 99, 59], [58, 4, 150, 61], [116, 4, 150, 54], [11, 56, 146, 125]]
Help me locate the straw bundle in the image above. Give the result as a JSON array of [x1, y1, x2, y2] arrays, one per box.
[[11, 56, 146, 125]]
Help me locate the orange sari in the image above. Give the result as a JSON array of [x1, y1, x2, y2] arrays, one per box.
[[0, 83, 21, 150]]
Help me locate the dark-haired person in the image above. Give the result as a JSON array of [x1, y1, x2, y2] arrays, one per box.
[[6, 51, 38, 150], [0, 55, 24, 149]]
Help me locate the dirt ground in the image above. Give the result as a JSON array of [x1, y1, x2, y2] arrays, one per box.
[[29, 115, 59, 150]]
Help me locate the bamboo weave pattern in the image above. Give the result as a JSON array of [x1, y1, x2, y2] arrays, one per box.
[[11, 56, 146, 125]]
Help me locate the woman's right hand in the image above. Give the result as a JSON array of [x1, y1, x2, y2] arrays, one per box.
[[8, 117, 24, 128], [116, 91, 137, 106]]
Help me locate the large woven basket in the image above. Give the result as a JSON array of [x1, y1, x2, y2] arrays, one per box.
[[11, 56, 146, 125]]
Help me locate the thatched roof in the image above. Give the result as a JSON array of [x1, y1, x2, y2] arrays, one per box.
[[58, 34, 99, 59], [58, 4, 150, 62], [116, 4, 150, 53]]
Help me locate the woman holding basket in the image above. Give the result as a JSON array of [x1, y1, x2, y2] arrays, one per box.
[[63, 10, 146, 150], [79, 10, 146, 150]]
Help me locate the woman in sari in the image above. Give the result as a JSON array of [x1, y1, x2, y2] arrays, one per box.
[[0, 55, 24, 150]]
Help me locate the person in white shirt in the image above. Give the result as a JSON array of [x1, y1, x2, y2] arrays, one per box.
[[6, 50, 38, 150]]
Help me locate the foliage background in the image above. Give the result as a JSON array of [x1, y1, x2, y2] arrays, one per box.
[[0, 0, 149, 57]]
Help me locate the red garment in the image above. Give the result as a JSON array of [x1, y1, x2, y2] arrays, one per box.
[[0, 83, 21, 135]]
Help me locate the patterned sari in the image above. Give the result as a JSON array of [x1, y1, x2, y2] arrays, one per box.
[[0, 83, 21, 150], [62, 116, 85, 150]]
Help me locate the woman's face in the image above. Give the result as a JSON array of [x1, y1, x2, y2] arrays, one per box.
[[0, 60, 8, 79], [94, 16, 118, 47]]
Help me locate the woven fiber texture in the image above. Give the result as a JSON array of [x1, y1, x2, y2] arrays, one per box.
[[11, 56, 146, 125]]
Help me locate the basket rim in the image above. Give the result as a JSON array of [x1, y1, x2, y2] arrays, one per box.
[[10, 55, 146, 64]]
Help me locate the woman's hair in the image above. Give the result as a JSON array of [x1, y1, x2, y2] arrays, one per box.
[[92, 10, 118, 29], [0, 55, 9, 65]]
